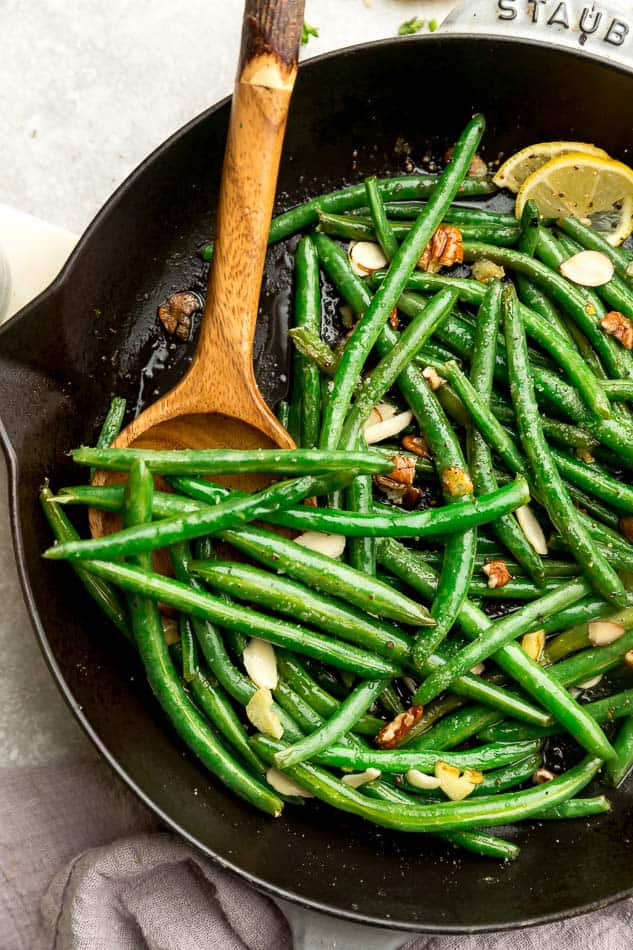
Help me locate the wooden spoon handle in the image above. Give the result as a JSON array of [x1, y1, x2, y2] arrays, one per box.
[[188, 0, 304, 399]]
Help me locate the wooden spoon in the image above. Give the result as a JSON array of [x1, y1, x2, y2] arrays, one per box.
[[92, 0, 304, 532]]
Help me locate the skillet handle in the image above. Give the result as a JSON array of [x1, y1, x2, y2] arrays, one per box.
[[274, 899, 410, 950], [182, 0, 304, 414], [441, 0, 633, 69]]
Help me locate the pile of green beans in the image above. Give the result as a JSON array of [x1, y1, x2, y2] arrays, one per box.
[[42, 116, 633, 860]]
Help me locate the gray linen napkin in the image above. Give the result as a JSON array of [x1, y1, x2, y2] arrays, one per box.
[[2, 755, 633, 950]]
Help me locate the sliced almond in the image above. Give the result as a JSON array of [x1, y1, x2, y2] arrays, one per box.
[[341, 768, 382, 788], [364, 402, 397, 429], [364, 409, 413, 445], [515, 504, 548, 555], [422, 365, 447, 391], [243, 638, 278, 690], [625, 650, 633, 670], [462, 768, 484, 785], [626, 261, 633, 278], [576, 673, 603, 690], [295, 531, 346, 558], [588, 620, 625, 646], [406, 769, 442, 790], [469, 662, 486, 676], [435, 761, 477, 801], [266, 767, 313, 798], [521, 629, 546, 663], [161, 616, 180, 646], [246, 687, 284, 740], [348, 240, 388, 276], [559, 250, 614, 287]]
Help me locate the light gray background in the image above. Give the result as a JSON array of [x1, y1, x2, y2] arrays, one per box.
[[0, 0, 452, 768]]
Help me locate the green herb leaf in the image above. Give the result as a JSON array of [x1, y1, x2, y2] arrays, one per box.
[[301, 21, 319, 45], [398, 16, 425, 36]]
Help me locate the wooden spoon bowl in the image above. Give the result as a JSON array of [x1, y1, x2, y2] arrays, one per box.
[[91, 0, 303, 533]]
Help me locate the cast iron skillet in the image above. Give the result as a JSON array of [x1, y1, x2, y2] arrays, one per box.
[[2, 32, 633, 936]]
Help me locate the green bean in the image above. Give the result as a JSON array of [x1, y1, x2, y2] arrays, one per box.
[[465, 280, 545, 582], [251, 738, 604, 833], [378, 539, 615, 758], [480, 690, 633, 743], [406, 704, 504, 752], [291, 236, 321, 447], [71, 446, 390, 476], [169, 470, 529, 540], [85, 556, 404, 679], [190, 560, 413, 662], [40, 485, 129, 637], [552, 626, 633, 688], [402, 694, 466, 744], [601, 380, 633, 401], [364, 177, 399, 260], [381, 201, 517, 227], [467, 577, 562, 600], [289, 327, 338, 375], [414, 578, 591, 706], [314, 738, 541, 774], [273, 680, 325, 734], [339, 287, 459, 448], [90, 396, 126, 480], [274, 678, 387, 769], [550, 448, 633, 515], [276, 653, 384, 736], [318, 114, 486, 451], [490, 398, 599, 454], [473, 753, 543, 796], [171, 643, 266, 775], [423, 550, 578, 579], [567, 483, 621, 531], [547, 605, 633, 663], [503, 285, 627, 606], [121, 461, 283, 817], [604, 716, 633, 786], [44, 471, 354, 562], [178, 615, 198, 682], [537, 797, 610, 820], [346, 461, 376, 576], [557, 217, 633, 283], [275, 399, 290, 429], [316, 210, 520, 247]]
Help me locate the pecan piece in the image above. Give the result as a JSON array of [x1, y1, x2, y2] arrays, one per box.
[[402, 434, 432, 459], [619, 515, 633, 544], [373, 475, 422, 509], [389, 307, 400, 329], [444, 148, 489, 180], [482, 559, 511, 589], [601, 310, 633, 350], [376, 705, 424, 749], [158, 291, 202, 341], [441, 465, 474, 498], [385, 454, 416, 486], [418, 225, 463, 274]]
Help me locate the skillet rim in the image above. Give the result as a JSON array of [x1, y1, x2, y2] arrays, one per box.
[[2, 32, 633, 934]]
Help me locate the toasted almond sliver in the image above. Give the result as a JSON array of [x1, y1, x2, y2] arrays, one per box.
[[406, 769, 442, 790], [625, 650, 633, 670], [462, 768, 484, 785], [470, 662, 486, 676], [576, 673, 603, 690], [559, 250, 614, 287], [588, 620, 625, 646], [516, 504, 548, 555], [435, 761, 477, 801], [626, 261, 633, 278], [521, 629, 546, 663], [533, 768, 555, 785], [364, 409, 413, 445], [295, 531, 346, 558], [243, 638, 278, 690], [266, 767, 314, 798], [348, 240, 388, 276], [363, 402, 397, 429], [246, 688, 284, 740], [341, 768, 382, 788]]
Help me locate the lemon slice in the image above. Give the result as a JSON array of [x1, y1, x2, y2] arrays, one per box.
[[516, 153, 633, 246], [493, 141, 609, 193]]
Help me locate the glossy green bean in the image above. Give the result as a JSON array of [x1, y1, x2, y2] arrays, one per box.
[[251, 738, 603, 833], [604, 716, 633, 787], [289, 327, 338, 376], [316, 210, 520, 246], [121, 462, 283, 817], [314, 738, 541, 773], [274, 678, 387, 768], [291, 235, 321, 447], [537, 797, 610, 820], [406, 704, 503, 752], [90, 396, 126, 480], [557, 217, 633, 283], [503, 286, 627, 606], [551, 448, 633, 514], [364, 176, 399, 260], [552, 626, 633, 688], [480, 689, 633, 743], [40, 486, 129, 637], [190, 560, 413, 662]]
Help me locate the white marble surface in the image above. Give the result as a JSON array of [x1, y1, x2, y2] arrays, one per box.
[[0, 0, 452, 763]]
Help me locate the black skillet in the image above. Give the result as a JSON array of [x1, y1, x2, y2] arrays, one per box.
[[2, 1, 633, 942]]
